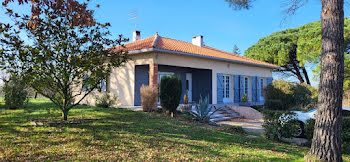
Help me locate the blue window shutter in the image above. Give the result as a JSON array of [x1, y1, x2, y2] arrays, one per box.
[[217, 73, 223, 104], [234, 75, 240, 103], [257, 77, 261, 102], [239, 75, 244, 101], [252, 76, 257, 102], [267, 77, 273, 85]]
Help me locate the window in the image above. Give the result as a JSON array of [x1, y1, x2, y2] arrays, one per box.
[[260, 78, 264, 96], [244, 77, 249, 95], [223, 75, 230, 98]]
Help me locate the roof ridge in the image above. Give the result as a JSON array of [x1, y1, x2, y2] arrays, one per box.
[[156, 36, 277, 67], [113, 34, 279, 68], [204, 45, 275, 65]]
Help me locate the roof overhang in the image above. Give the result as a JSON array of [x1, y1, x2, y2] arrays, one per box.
[[128, 48, 280, 69]]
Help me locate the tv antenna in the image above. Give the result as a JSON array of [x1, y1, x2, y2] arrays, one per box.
[[128, 10, 138, 30]]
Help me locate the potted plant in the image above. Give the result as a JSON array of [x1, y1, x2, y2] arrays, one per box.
[[239, 94, 250, 106], [179, 93, 192, 113]]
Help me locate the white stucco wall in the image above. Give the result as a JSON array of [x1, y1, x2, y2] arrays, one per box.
[[78, 52, 273, 107], [79, 53, 155, 107]]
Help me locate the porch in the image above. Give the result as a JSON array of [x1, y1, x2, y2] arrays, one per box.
[[134, 64, 212, 106]]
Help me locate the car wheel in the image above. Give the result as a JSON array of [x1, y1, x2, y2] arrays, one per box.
[[295, 121, 305, 137]]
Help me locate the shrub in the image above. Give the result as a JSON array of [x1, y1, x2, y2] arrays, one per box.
[[264, 80, 313, 110], [343, 117, 350, 154], [241, 94, 248, 102], [159, 75, 182, 116], [95, 93, 118, 108], [2, 75, 29, 109], [264, 99, 283, 110], [293, 83, 312, 107], [304, 118, 315, 142], [140, 85, 158, 112], [262, 110, 299, 141]]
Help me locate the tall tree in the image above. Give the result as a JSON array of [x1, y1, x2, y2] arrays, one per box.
[[0, 5, 128, 120], [310, 1, 344, 161], [245, 28, 311, 84], [226, 0, 345, 161]]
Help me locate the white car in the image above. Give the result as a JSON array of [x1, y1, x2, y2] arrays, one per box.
[[291, 106, 350, 137]]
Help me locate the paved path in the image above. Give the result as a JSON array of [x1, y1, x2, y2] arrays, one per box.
[[219, 119, 264, 134]]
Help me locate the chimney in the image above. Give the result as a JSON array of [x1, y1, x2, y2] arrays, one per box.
[[133, 30, 141, 42], [192, 35, 203, 47]]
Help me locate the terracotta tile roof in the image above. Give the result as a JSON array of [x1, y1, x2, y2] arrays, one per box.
[[112, 33, 279, 68]]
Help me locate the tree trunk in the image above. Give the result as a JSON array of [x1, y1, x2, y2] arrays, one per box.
[[291, 61, 305, 84], [309, 0, 344, 161], [63, 109, 68, 121], [302, 67, 311, 85]]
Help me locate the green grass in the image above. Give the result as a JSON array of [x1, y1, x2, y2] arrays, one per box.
[[0, 98, 348, 161]]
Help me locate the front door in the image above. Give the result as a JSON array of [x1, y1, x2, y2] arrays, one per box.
[[260, 78, 264, 101], [186, 73, 192, 102], [223, 75, 231, 103]]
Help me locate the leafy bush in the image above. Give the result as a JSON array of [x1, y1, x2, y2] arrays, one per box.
[[140, 85, 158, 112], [343, 117, 350, 154], [262, 110, 299, 141], [304, 118, 315, 142], [2, 75, 29, 109], [190, 95, 220, 122], [264, 80, 313, 110], [241, 94, 248, 102], [293, 83, 312, 107], [264, 99, 283, 110], [95, 93, 118, 108], [159, 75, 182, 116]]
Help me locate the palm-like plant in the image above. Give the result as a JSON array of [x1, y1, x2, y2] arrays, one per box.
[[191, 95, 221, 122]]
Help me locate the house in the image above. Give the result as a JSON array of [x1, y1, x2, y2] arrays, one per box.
[[82, 31, 279, 107]]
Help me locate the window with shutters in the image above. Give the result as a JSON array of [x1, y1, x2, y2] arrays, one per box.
[[244, 77, 249, 95], [223, 75, 230, 98]]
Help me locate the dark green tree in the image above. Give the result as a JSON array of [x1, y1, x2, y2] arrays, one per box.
[[226, 0, 345, 161], [232, 44, 241, 55], [159, 75, 182, 117], [0, 6, 128, 120], [245, 28, 311, 84]]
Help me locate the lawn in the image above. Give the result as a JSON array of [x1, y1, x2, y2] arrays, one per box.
[[0, 98, 348, 161]]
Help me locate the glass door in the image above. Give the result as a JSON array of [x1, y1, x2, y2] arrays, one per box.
[[223, 75, 231, 103]]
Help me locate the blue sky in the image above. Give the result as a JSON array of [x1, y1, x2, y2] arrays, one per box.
[[89, 0, 337, 86], [2, 0, 350, 86], [91, 0, 326, 53]]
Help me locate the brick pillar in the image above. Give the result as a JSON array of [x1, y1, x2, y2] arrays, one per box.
[[149, 63, 158, 87]]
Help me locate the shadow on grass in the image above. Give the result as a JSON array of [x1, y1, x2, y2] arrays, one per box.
[[0, 99, 308, 161]]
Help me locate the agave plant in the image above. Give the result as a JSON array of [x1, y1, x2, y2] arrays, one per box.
[[191, 95, 221, 122]]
